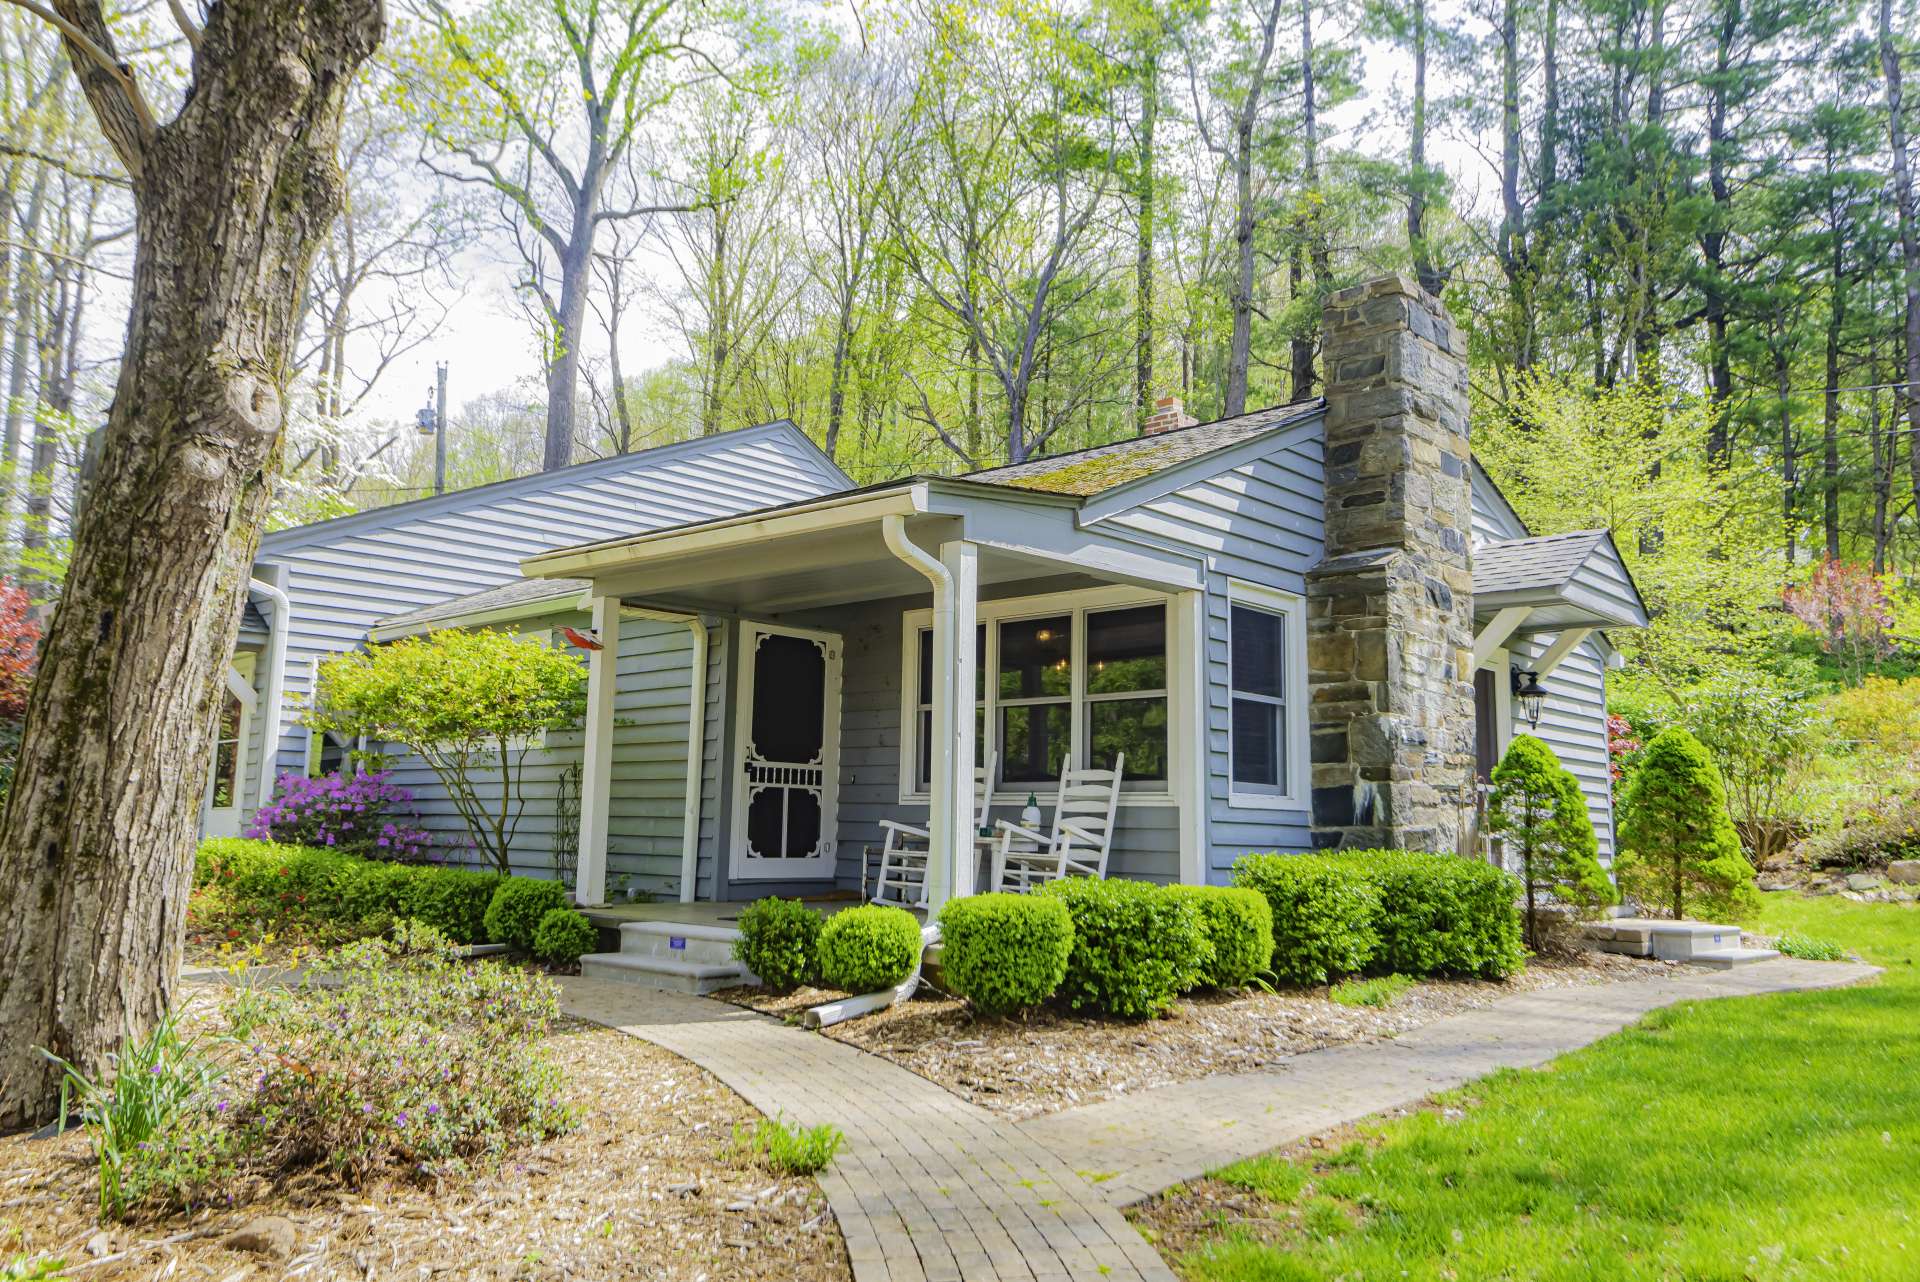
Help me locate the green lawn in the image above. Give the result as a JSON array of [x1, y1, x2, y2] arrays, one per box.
[[1162, 895, 1918, 1282]]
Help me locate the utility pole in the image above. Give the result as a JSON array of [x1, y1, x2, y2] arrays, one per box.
[[416, 362, 449, 496]]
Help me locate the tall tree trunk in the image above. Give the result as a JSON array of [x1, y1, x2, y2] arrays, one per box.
[[1777, 342, 1797, 565], [1, 168, 49, 551], [1222, 0, 1285, 417], [1823, 230, 1845, 562], [1497, 0, 1532, 376], [544, 230, 594, 468], [1702, 0, 1738, 466], [1135, 54, 1157, 431], [1407, 0, 1441, 296], [1883, 0, 1920, 523], [1870, 372, 1890, 574], [0, 0, 382, 1128], [1290, 0, 1328, 399]]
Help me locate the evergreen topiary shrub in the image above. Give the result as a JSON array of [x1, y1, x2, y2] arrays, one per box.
[[1163, 885, 1274, 990], [1231, 854, 1377, 985], [937, 893, 1074, 1015], [1037, 878, 1206, 1019], [484, 876, 572, 951], [733, 897, 821, 992], [1335, 850, 1526, 978], [531, 908, 599, 964], [817, 905, 923, 993], [403, 867, 504, 944], [1616, 726, 1760, 921], [1487, 733, 1618, 949]]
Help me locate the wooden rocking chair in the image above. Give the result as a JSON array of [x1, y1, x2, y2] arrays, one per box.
[[872, 752, 998, 908], [991, 755, 1124, 892]]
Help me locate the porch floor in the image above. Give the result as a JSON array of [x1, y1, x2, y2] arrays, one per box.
[[581, 892, 920, 932]]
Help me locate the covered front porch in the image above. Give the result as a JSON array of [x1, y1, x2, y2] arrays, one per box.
[[524, 478, 1213, 914]]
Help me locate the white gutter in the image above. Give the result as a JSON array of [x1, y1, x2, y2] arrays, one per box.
[[881, 515, 955, 908], [248, 575, 291, 817], [622, 605, 708, 905]]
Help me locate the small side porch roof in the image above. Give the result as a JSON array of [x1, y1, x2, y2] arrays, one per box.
[[518, 477, 1206, 611], [1472, 529, 1648, 632]]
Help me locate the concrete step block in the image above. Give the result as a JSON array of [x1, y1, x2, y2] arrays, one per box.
[[1686, 948, 1781, 970], [616, 921, 744, 966], [579, 951, 753, 994]]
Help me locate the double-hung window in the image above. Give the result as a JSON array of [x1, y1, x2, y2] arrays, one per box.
[[1228, 584, 1302, 804]]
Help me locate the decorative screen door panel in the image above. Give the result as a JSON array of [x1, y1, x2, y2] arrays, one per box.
[[730, 622, 842, 881]]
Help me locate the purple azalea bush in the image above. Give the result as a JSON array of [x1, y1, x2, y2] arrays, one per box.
[[247, 769, 434, 863]]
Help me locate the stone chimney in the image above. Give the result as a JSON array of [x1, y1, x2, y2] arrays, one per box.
[[1143, 395, 1197, 436], [1305, 276, 1475, 852]]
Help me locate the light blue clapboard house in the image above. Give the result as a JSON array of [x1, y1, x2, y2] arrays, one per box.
[[208, 277, 1646, 972]]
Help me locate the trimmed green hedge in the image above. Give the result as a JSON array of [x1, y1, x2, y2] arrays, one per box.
[[1038, 878, 1206, 1019], [1232, 850, 1525, 984], [484, 876, 572, 951], [818, 905, 923, 993], [1164, 885, 1275, 990], [532, 908, 600, 964], [937, 893, 1074, 1016], [733, 897, 821, 993]]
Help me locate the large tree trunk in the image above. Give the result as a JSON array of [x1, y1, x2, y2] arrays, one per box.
[[0, 0, 382, 1129], [543, 237, 593, 470], [1135, 54, 1157, 432], [1407, 0, 1442, 297], [1883, 0, 1920, 524]]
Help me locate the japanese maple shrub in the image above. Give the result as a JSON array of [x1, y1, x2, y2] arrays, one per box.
[[1616, 727, 1760, 921], [1486, 734, 1617, 949], [306, 628, 588, 873]]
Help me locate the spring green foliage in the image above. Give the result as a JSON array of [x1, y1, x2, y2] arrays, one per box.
[[1230, 855, 1378, 985], [1772, 931, 1848, 961], [483, 876, 572, 952], [1037, 878, 1206, 1019], [1329, 973, 1415, 1008], [1162, 886, 1274, 990], [816, 905, 923, 993], [1616, 728, 1759, 921], [306, 629, 588, 873], [937, 893, 1075, 1015], [733, 1116, 843, 1176], [733, 898, 822, 993], [1487, 734, 1616, 948], [1174, 896, 1912, 1282], [531, 908, 599, 964], [194, 838, 500, 943]]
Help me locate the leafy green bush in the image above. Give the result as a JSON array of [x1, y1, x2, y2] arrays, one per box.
[[733, 898, 821, 993], [937, 893, 1074, 1015], [1231, 854, 1378, 985], [1617, 727, 1760, 921], [396, 867, 499, 943], [1487, 734, 1617, 949], [483, 876, 572, 951], [194, 838, 504, 944], [1795, 792, 1920, 870], [1772, 932, 1847, 961], [816, 905, 922, 993], [532, 908, 599, 964], [733, 1116, 842, 1175], [1330, 973, 1415, 1008], [1037, 878, 1206, 1019], [1163, 885, 1274, 990], [1337, 851, 1526, 979]]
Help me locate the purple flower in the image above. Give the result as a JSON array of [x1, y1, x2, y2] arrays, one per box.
[[425, 1103, 440, 1116]]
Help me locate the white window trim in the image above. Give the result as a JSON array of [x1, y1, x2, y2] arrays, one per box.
[[898, 583, 1177, 807], [1226, 580, 1310, 811]]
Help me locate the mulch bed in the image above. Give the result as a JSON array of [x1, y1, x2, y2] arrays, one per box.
[[0, 1014, 851, 1282], [716, 948, 1669, 1120]]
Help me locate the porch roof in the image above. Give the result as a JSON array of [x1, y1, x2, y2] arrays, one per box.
[[1472, 529, 1648, 631], [518, 477, 1208, 613]]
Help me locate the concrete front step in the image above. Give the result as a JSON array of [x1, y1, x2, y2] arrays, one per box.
[[579, 950, 753, 995], [1584, 917, 1748, 962], [615, 920, 743, 967], [1686, 947, 1782, 969]]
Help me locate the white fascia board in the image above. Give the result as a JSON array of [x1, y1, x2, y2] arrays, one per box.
[[368, 592, 594, 642]]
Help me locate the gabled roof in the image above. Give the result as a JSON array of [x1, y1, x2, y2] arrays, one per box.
[[965, 400, 1323, 497], [1473, 530, 1610, 595], [1473, 529, 1648, 629], [371, 576, 592, 639]]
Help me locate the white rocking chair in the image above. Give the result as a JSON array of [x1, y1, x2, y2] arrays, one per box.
[[992, 755, 1123, 892], [872, 752, 998, 908]]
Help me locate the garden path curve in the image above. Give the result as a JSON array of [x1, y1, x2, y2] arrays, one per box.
[[559, 957, 1876, 1282]]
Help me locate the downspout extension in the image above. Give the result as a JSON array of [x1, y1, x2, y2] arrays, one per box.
[[881, 515, 954, 908], [248, 575, 291, 821]]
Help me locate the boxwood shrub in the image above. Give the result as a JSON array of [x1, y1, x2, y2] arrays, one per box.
[[399, 867, 502, 944], [193, 838, 504, 945], [817, 905, 923, 993], [1339, 850, 1524, 978], [532, 908, 600, 964], [1038, 878, 1206, 1019], [937, 893, 1074, 1016], [733, 897, 821, 992], [484, 877, 573, 952], [1163, 885, 1274, 990], [1231, 854, 1379, 985]]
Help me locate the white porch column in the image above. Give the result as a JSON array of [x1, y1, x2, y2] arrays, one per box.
[[941, 540, 979, 903], [1171, 589, 1208, 886], [575, 594, 620, 906]]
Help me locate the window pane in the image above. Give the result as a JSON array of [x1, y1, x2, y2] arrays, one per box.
[[212, 741, 237, 808], [1000, 702, 1070, 783], [998, 616, 1071, 699], [917, 709, 932, 788], [1088, 697, 1167, 781], [1231, 605, 1283, 698], [1087, 605, 1166, 694], [1231, 697, 1281, 789], [917, 629, 932, 704]]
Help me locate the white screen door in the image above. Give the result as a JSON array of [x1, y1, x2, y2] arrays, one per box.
[[730, 622, 842, 881]]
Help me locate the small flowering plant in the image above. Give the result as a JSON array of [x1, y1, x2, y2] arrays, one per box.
[[247, 769, 433, 863]]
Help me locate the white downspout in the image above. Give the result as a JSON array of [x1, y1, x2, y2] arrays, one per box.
[[882, 515, 955, 909], [248, 575, 290, 819], [621, 605, 708, 904]]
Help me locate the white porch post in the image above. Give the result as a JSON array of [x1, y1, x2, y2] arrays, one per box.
[[1171, 589, 1208, 885], [941, 540, 979, 903], [575, 594, 620, 906]]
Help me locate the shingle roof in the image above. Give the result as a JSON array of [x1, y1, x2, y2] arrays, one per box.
[[964, 400, 1323, 497], [1472, 530, 1609, 595], [374, 576, 591, 634]]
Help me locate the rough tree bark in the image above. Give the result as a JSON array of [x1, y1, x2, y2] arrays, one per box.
[[1882, 0, 1920, 522], [0, 0, 382, 1129]]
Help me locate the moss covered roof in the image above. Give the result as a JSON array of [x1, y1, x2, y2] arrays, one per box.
[[966, 400, 1323, 497]]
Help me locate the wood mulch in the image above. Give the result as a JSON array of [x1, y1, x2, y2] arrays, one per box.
[[0, 1015, 851, 1282], [716, 948, 1669, 1121]]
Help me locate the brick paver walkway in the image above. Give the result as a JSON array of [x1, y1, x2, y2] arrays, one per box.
[[561, 957, 1875, 1281]]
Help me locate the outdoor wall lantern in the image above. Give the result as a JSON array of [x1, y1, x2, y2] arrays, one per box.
[[1512, 668, 1548, 729]]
